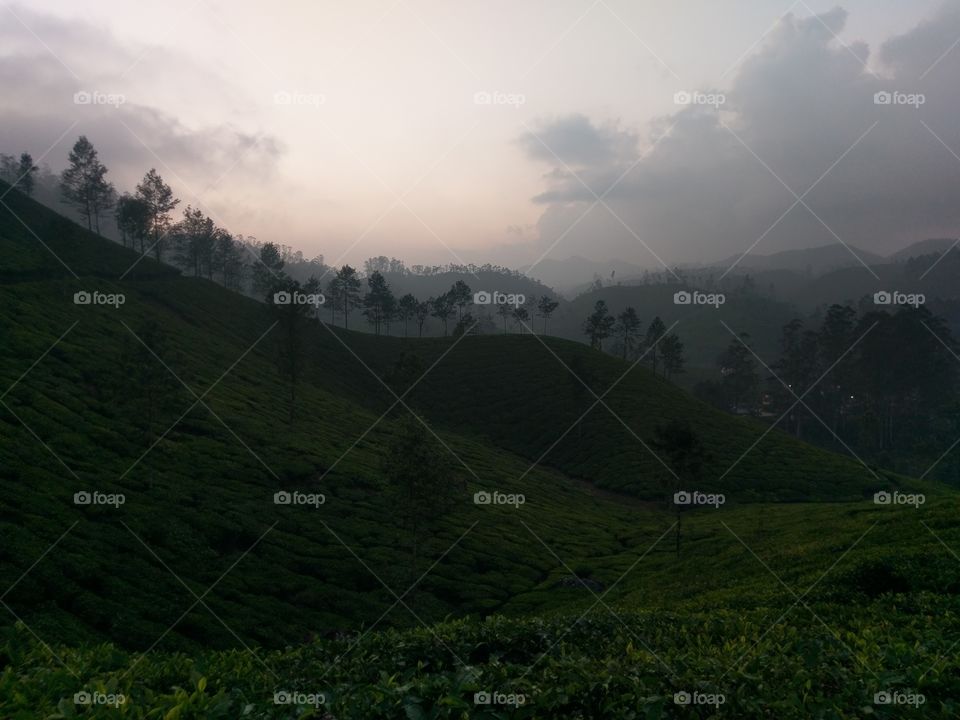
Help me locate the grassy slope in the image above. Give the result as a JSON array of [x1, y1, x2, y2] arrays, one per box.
[[2, 185, 959, 717], [344, 332, 910, 501]]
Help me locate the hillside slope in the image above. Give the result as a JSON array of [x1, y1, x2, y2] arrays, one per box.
[[0, 186, 936, 655]]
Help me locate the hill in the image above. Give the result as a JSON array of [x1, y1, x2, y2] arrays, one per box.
[[2, 184, 958, 717], [712, 243, 884, 275], [539, 282, 798, 369]]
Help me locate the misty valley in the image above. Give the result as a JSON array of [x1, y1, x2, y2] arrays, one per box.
[[3, 2, 960, 718]]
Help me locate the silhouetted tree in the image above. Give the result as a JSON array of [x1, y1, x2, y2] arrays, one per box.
[[398, 293, 418, 337], [60, 136, 115, 234], [615, 307, 642, 359], [644, 316, 667, 374], [325, 274, 342, 324], [118, 320, 181, 439], [253, 242, 285, 296], [268, 275, 321, 422], [818, 304, 857, 433], [415, 300, 430, 337], [336, 265, 361, 329], [430, 293, 455, 336], [496, 303, 511, 334], [537, 295, 559, 335], [383, 415, 457, 581], [363, 271, 395, 336], [511, 306, 530, 334], [115, 193, 151, 253], [213, 230, 246, 290], [653, 419, 705, 557], [174, 205, 217, 277], [775, 319, 820, 437], [135, 168, 179, 260], [15, 153, 37, 196], [719, 332, 758, 413], [583, 300, 615, 349], [660, 333, 685, 379], [449, 280, 472, 322]]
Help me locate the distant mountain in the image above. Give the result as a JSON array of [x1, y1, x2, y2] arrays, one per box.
[[712, 243, 884, 275], [520, 256, 650, 295], [887, 237, 958, 262]]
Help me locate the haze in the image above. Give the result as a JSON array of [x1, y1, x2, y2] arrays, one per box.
[[2, 0, 957, 271]]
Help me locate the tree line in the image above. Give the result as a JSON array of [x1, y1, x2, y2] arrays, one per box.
[[696, 303, 960, 482], [581, 299, 685, 379]]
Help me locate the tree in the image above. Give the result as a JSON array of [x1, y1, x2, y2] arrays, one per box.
[[615, 307, 642, 359], [511, 306, 530, 334], [135, 168, 179, 260], [719, 333, 758, 413], [644, 317, 667, 374], [268, 275, 321, 422], [583, 300, 615, 350], [115, 193, 151, 253], [430, 293, 455, 336], [536, 295, 559, 335], [325, 274, 342, 325], [653, 420, 705, 557], [453, 312, 476, 337], [173, 206, 217, 277], [252, 242, 285, 296], [0, 154, 16, 184], [363, 271, 395, 336], [15, 153, 37, 196], [208, 229, 244, 289], [336, 265, 361, 329], [60, 136, 115, 234], [383, 415, 457, 581], [118, 320, 181, 439], [818, 304, 857, 433], [660, 333, 685, 379], [398, 294, 418, 337], [415, 300, 430, 337], [496, 303, 511, 334], [449, 280, 472, 322], [851, 307, 957, 452], [775, 319, 820, 437]]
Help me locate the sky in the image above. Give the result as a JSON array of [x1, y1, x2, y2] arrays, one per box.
[[2, 0, 959, 273]]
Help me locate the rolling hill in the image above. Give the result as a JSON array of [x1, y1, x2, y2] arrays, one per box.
[[2, 184, 958, 717]]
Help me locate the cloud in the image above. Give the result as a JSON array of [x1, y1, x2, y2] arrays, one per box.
[[0, 4, 283, 218], [521, 3, 960, 267]]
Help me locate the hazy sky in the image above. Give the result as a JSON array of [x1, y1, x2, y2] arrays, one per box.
[[2, 0, 958, 271]]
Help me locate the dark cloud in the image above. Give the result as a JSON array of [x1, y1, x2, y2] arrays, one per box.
[[0, 4, 283, 208], [521, 3, 960, 267]]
